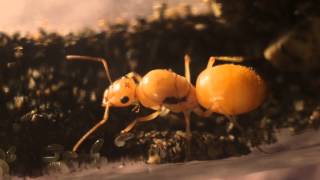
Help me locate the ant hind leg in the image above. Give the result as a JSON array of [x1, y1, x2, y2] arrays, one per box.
[[225, 115, 271, 154], [183, 111, 192, 160], [184, 54, 191, 83]]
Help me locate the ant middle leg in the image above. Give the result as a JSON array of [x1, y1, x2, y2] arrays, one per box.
[[120, 110, 162, 134]]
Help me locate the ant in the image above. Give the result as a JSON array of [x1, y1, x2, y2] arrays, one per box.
[[66, 54, 208, 152], [66, 55, 267, 154]]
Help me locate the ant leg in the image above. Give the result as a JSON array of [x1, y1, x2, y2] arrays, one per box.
[[193, 106, 212, 118], [184, 54, 191, 83], [207, 56, 216, 68], [225, 116, 270, 154], [126, 72, 142, 82], [120, 110, 161, 134], [206, 97, 245, 133], [202, 97, 244, 133], [183, 111, 192, 140], [212, 56, 244, 63], [226, 115, 244, 133], [183, 111, 192, 159], [73, 103, 111, 152], [66, 55, 113, 84], [207, 56, 244, 68]]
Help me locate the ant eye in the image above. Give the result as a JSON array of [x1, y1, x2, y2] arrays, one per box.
[[120, 96, 129, 104]]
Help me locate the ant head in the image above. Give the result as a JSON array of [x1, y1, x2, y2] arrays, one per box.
[[103, 76, 138, 107], [66, 55, 139, 108]]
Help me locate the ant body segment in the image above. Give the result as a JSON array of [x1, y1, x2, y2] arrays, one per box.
[[196, 56, 267, 143], [196, 56, 266, 117]]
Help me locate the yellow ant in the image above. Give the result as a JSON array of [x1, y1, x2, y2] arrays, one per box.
[[66, 54, 206, 152], [66, 55, 267, 154]]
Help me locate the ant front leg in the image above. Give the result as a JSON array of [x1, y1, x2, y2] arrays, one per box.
[[73, 103, 111, 152]]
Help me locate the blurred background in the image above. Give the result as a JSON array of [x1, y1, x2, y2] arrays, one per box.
[[0, 0, 208, 33]]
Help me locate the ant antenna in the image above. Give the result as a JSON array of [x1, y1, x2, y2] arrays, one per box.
[[66, 55, 113, 84]]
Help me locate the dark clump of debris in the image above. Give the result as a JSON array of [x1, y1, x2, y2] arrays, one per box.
[[1, 0, 320, 177]]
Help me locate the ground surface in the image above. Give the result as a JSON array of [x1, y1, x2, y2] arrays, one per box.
[[27, 129, 320, 180]]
